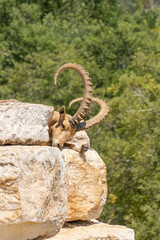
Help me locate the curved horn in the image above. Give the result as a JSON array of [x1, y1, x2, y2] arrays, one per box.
[[69, 97, 110, 130], [54, 63, 93, 125]]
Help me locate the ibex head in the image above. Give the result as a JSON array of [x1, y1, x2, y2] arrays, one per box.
[[49, 105, 77, 148], [49, 63, 110, 149]]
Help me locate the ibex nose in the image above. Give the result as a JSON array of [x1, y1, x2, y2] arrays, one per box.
[[52, 139, 63, 148]]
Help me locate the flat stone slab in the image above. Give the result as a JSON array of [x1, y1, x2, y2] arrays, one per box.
[[0, 100, 53, 145], [0, 146, 67, 240], [44, 220, 135, 240]]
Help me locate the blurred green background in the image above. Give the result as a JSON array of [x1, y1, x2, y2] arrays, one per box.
[[0, 1, 160, 239]]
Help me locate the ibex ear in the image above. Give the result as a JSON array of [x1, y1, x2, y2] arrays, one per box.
[[56, 106, 66, 128], [59, 106, 66, 121], [59, 106, 65, 114]]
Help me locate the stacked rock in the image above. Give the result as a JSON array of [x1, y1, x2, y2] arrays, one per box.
[[0, 101, 134, 240], [0, 101, 67, 240]]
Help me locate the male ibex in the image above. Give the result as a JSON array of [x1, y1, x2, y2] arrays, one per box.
[[49, 63, 110, 152], [0, 63, 109, 151]]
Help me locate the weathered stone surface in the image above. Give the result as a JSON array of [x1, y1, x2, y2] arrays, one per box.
[[61, 148, 107, 221], [44, 220, 135, 240], [0, 100, 53, 145], [0, 146, 67, 240], [65, 131, 90, 152]]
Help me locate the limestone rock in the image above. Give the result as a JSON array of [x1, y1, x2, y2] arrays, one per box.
[[0, 100, 53, 145], [62, 148, 107, 221], [44, 220, 135, 240], [0, 146, 67, 240], [65, 130, 90, 152]]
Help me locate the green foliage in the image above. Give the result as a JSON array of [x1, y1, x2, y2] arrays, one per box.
[[0, 1, 160, 239], [93, 72, 160, 240]]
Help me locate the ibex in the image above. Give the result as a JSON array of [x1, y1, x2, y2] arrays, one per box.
[[49, 63, 110, 152], [0, 63, 109, 152]]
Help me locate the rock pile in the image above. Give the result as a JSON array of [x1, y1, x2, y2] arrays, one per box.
[[0, 101, 134, 240]]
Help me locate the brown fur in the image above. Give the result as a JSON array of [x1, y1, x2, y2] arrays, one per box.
[[49, 108, 77, 149]]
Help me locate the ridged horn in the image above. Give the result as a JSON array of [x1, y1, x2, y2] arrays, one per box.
[[69, 97, 110, 130], [54, 63, 93, 125]]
